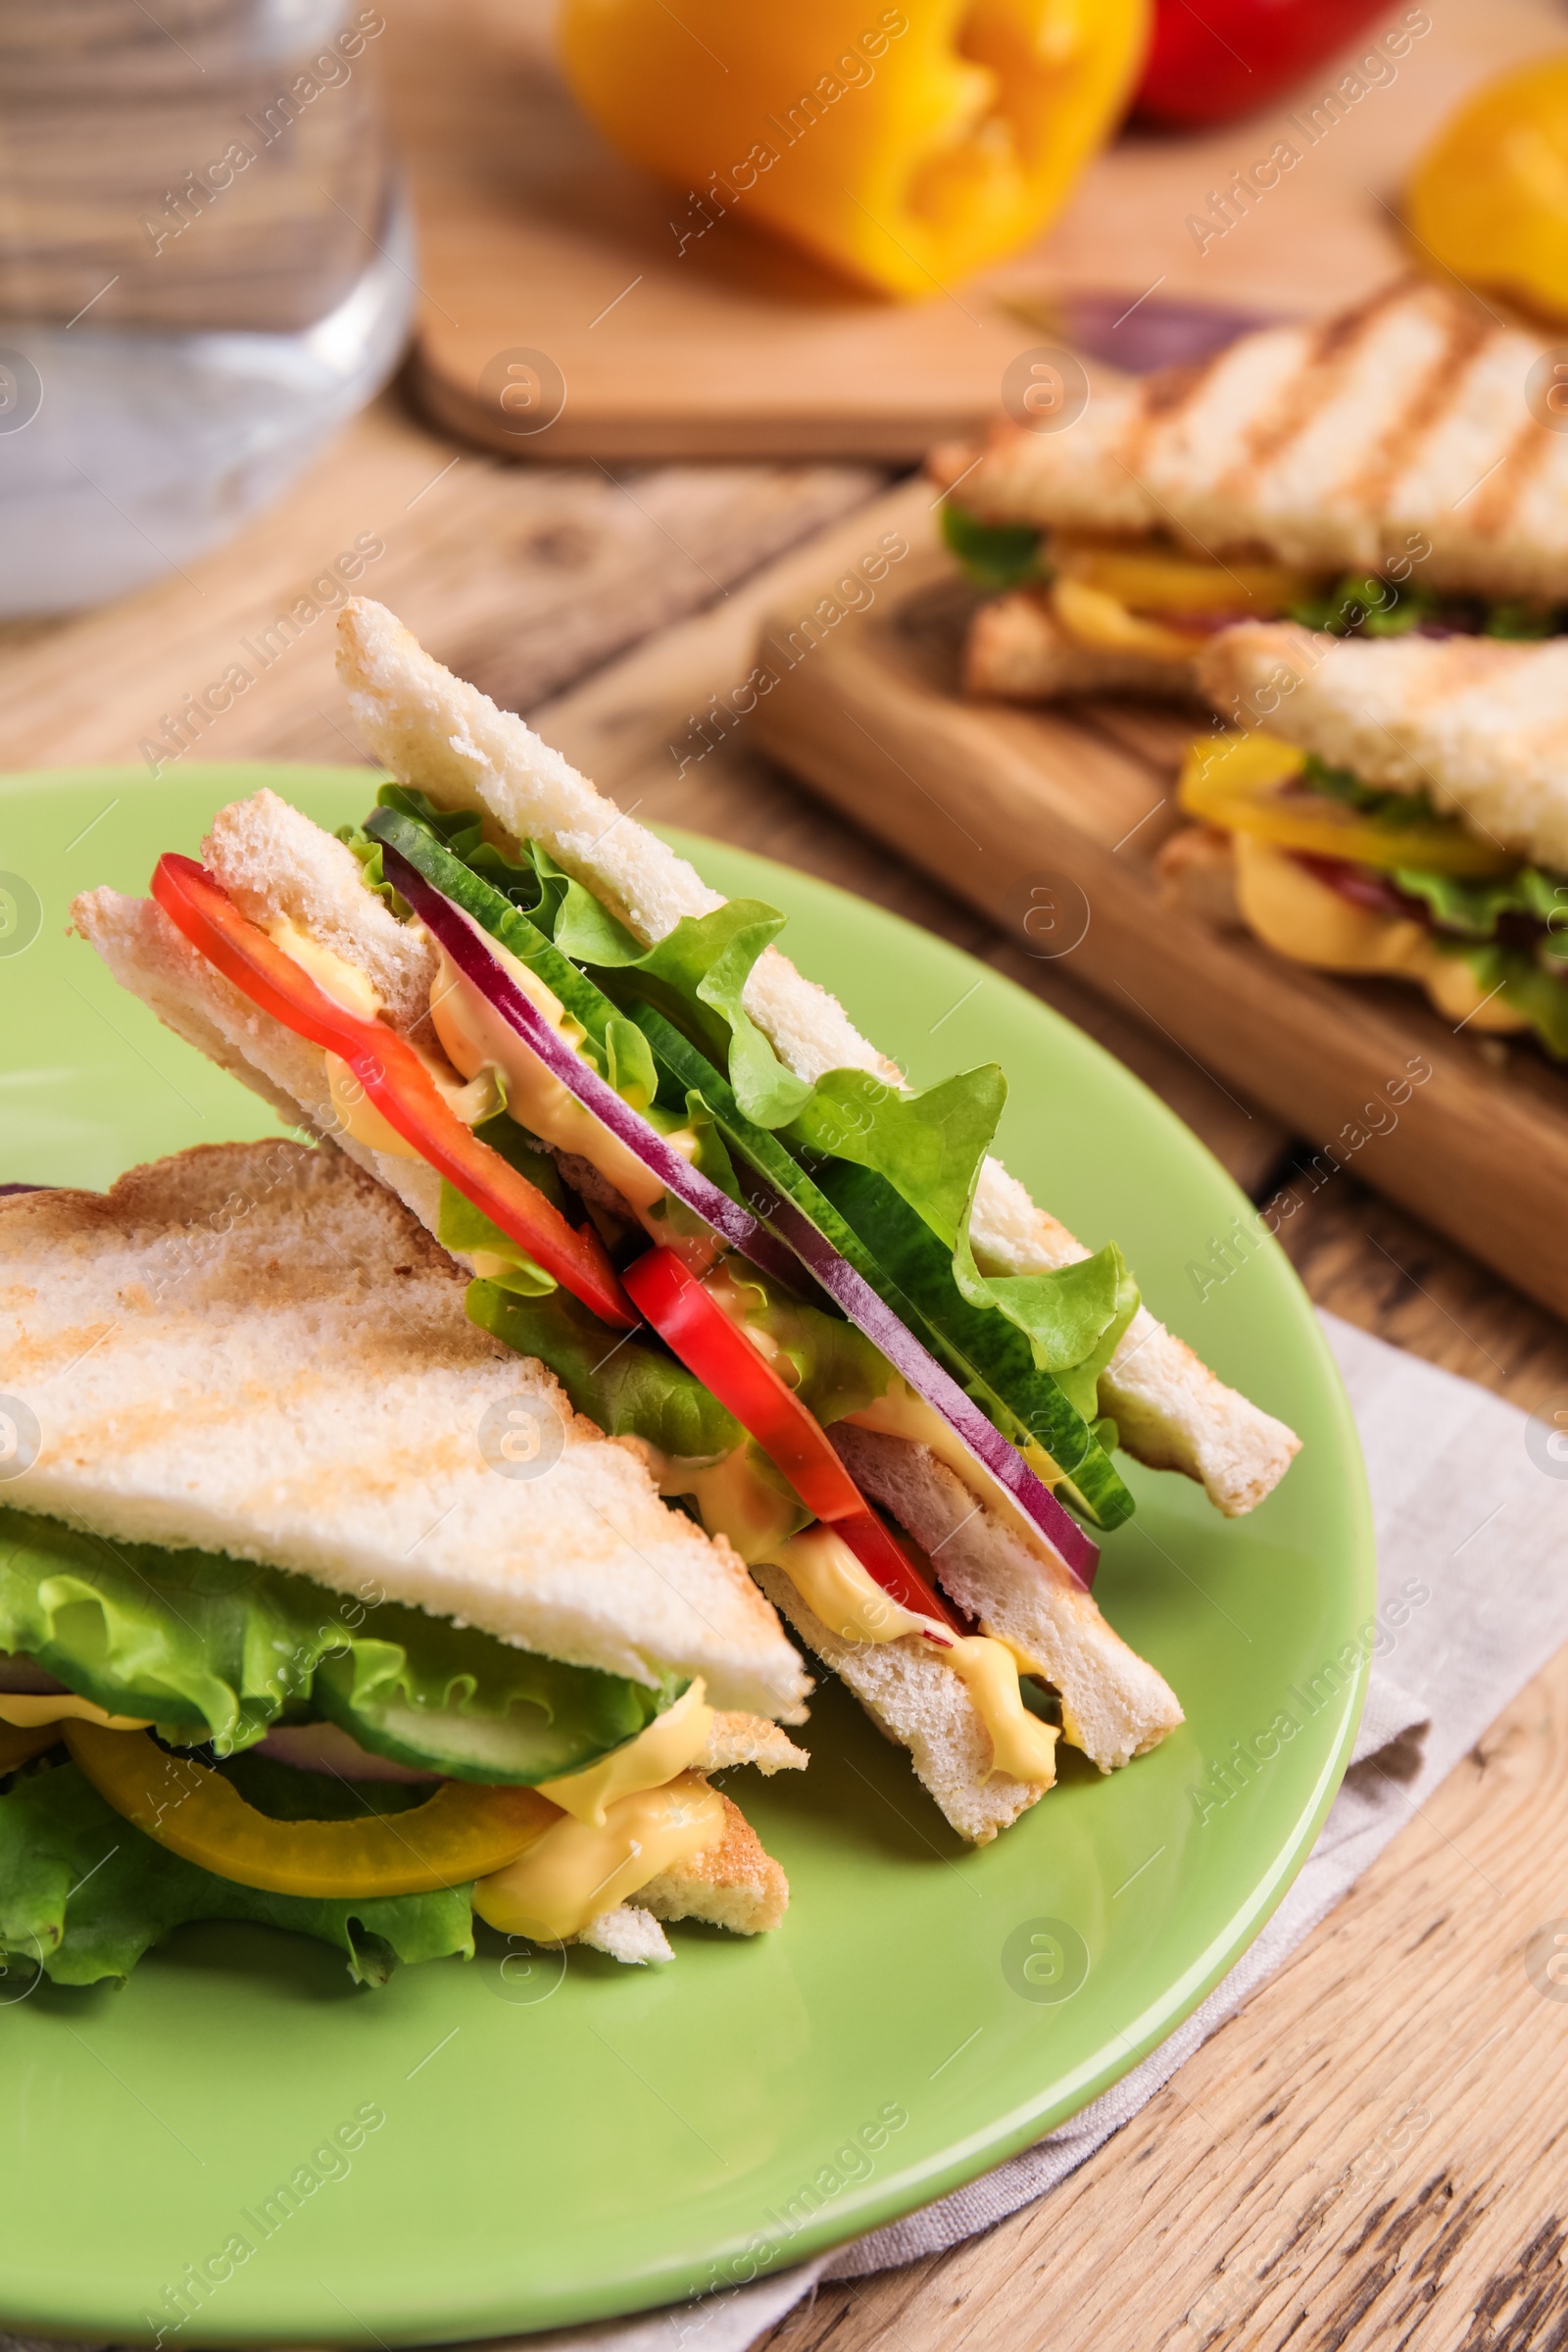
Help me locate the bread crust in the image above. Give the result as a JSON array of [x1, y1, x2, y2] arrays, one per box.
[[0, 1140, 810, 1722], [935, 280, 1568, 599], [1198, 620, 1568, 872]]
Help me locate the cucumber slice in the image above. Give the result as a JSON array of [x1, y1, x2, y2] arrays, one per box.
[[311, 1651, 684, 1785]]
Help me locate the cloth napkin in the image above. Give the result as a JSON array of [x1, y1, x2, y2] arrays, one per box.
[[7, 1311, 1563, 2352]]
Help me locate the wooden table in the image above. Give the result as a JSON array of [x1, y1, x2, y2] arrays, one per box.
[[8, 380, 1568, 2349]]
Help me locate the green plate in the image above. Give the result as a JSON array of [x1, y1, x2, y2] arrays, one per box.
[[0, 767, 1373, 2344]]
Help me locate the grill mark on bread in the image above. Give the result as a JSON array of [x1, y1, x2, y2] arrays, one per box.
[[1119, 357, 1221, 484], [1467, 415, 1557, 542], [1346, 305, 1494, 517], [1220, 292, 1399, 497]]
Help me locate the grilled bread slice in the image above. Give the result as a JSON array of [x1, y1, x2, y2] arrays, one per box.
[[0, 1141, 810, 1723], [934, 280, 1568, 600], [337, 595, 1298, 1518], [1197, 621, 1568, 871]]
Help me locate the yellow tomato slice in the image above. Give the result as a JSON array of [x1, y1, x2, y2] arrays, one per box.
[[0, 1720, 64, 1775], [1054, 535, 1317, 619], [1178, 732, 1518, 877], [64, 1721, 559, 1897], [1050, 577, 1211, 662]]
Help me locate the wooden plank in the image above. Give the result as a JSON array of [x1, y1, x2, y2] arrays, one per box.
[[747, 489, 1568, 1324], [755, 1633, 1568, 2352], [389, 0, 1561, 463]]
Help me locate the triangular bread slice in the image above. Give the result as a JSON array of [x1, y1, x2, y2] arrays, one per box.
[[1197, 620, 1568, 874], [0, 1141, 809, 1723], [336, 594, 1297, 1517], [929, 279, 1568, 600]]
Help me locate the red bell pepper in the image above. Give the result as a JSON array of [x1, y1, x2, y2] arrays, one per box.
[[1133, 0, 1389, 129], [621, 1247, 963, 1634], [152, 854, 635, 1331]]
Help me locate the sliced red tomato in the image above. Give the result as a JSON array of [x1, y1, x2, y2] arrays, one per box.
[[622, 1248, 963, 1634], [152, 854, 634, 1330]]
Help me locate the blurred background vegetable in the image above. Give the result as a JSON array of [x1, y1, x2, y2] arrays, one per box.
[[1406, 56, 1568, 324], [558, 0, 1150, 299], [1131, 0, 1389, 128]]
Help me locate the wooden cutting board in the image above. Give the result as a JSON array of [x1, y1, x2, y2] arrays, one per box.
[[389, 0, 1561, 461], [745, 482, 1568, 1321]]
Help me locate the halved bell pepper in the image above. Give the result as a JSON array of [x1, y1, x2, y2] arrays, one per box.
[[1406, 59, 1568, 324], [65, 1721, 558, 1897], [558, 0, 1150, 298]]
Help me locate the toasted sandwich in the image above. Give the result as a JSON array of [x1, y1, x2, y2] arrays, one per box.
[[929, 280, 1568, 707], [72, 598, 1300, 1849], [0, 1142, 808, 1985], [1160, 621, 1568, 1056]]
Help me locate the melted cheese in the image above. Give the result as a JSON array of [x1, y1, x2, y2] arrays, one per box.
[[266, 916, 383, 1020], [429, 941, 671, 1217], [470, 1772, 725, 1940], [324, 1053, 421, 1158], [765, 1527, 1058, 1787], [0, 1692, 152, 1732], [1234, 837, 1528, 1033], [539, 1680, 712, 1827]]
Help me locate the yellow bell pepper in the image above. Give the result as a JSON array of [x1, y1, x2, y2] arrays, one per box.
[[1054, 535, 1317, 619], [1406, 59, 1568, 322], [1179, 733, 1518, 877], [558, 0, 1150, 298], [64, 1721, 558, 1898]]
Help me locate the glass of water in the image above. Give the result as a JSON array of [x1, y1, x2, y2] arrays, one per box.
[[0, 0, 414, 616]]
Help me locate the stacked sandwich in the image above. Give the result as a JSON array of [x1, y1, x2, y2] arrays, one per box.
[[930, 280, 1568, 706], [0, 600, 1299, 1988]]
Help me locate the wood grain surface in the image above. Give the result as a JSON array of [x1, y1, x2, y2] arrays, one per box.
[[391, 0, 1562, 461], [6, 385, 1568, 2348]]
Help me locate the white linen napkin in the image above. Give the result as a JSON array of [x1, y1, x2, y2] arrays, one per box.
[[8, 1311, 1563, 2352]]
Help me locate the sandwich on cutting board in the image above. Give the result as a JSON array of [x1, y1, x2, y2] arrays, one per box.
[[928, 279, 1568, 706], [0, 1143, 809, 1984], [1162, 621, 1568, 1057], [71, 599, 1299, 1862]]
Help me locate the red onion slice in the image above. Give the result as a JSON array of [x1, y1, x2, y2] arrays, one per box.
[[385, 845, 1099, 1591]]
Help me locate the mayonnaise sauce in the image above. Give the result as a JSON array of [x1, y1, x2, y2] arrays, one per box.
[[428, 941, 673, 1216], [539, 1680, 712, 1827], [265, 915, 383, 1021], [0, 1692, 152, 1732], [763, 1527, 1058, 1787], [470, 1772, 725, 1940]]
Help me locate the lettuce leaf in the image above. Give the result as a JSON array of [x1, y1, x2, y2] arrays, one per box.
[[466, 1279, 741, 1460], [940, 502, 1045, 592], [0, 1757, 472, 1987], [0, 1506, 675, 1779], [1393, 861, 1568, 940], [364, 796, 1138, 1524], [1456, 942, 1568, 1057]]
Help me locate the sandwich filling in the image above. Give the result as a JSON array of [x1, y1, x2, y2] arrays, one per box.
[[943, 506, 1568, 665], [0, 1494, 792, 1984], [1175, 731, 1568, 1054], [126, 777, 1182, 1806]]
